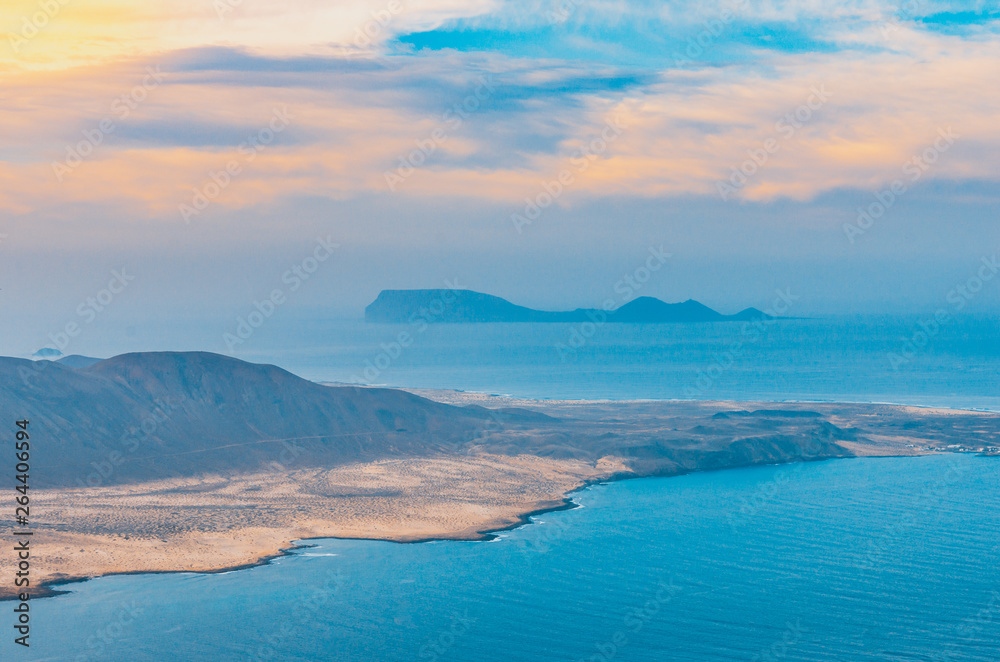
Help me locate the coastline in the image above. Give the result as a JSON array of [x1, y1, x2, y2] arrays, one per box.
[[6, 394, 998, 603], [397, 387, 1000, 415], [2, 455, 621, 602], [7, 451, 946, 603], [14, 492, 588, 602]]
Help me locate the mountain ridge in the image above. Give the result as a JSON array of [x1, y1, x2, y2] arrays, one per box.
[[0, 351, 858, 490], [0, 352, 517, 487], [2, 352, 998, 601], [365, 289, 769, 323], [7, 351, 991, 496]]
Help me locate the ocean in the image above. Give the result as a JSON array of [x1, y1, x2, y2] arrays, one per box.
[[16, 455, 999, 661], [226, 314, 1000, 410], [10, 315, 1000, 660]]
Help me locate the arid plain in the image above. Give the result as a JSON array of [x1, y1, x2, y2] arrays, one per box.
[[3, 379, 997, 600]]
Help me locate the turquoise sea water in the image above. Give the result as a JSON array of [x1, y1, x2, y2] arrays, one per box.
[[10, 316, 999, 659], [12, 455, 999, 661], [224, 315, 1000, 410]]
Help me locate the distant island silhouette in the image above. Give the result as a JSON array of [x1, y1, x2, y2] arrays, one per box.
[[365, 289, 770, 324]]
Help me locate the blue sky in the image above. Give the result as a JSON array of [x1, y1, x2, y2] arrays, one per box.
[[1, 0, 1000, 355]]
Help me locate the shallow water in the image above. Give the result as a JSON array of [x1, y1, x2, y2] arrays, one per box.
[[15, 454, 999, 661]]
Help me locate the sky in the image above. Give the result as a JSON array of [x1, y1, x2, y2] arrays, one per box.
[[1, 0, 999, 356]]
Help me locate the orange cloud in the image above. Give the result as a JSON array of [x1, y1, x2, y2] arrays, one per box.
[[1, 0, 498, 70], [2, 20, 1000, 220]]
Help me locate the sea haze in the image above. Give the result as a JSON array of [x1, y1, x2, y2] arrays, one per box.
[[16, 454, 999, 661]]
